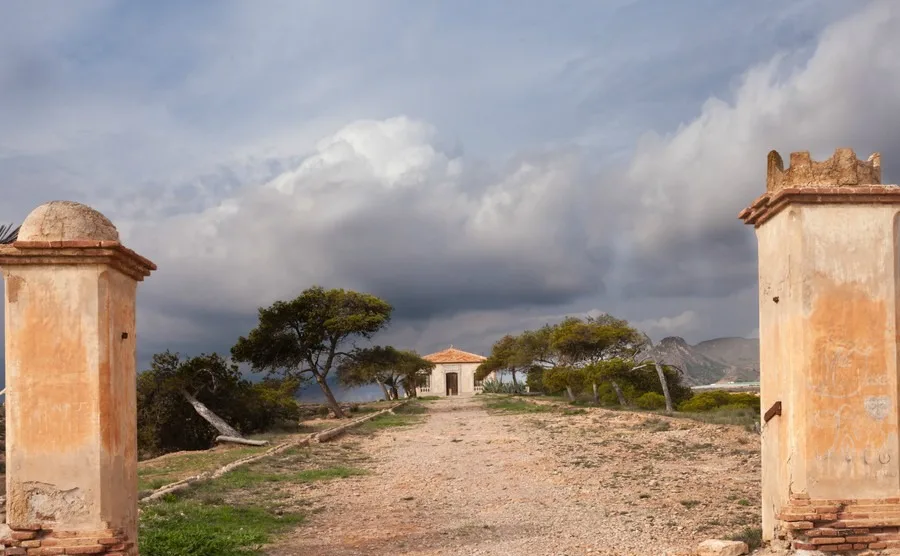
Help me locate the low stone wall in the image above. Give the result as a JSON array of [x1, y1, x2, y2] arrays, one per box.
[[777, 494, 900, 552], [0, 526, 134, 555]]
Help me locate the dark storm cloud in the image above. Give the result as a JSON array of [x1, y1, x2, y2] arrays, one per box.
[[1, 1, 896, 366]]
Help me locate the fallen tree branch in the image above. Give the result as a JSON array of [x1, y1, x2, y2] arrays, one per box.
[[181, 390, 244, 438], [140, 401, 409, 503], [215, 436, 269, 446]]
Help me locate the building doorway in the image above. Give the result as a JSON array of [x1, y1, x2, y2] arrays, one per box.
[[445, 372, 459, 396]]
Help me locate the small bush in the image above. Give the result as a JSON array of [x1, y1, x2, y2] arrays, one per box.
[[635, 392, 666, 410], [728, 526, 762, 550]]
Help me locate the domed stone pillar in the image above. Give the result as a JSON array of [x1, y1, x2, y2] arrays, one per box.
[[0, 201, 155, 555], [740, 149, 900, 553]]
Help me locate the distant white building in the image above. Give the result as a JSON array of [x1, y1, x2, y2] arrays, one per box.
[[418, 346, 491, 397]]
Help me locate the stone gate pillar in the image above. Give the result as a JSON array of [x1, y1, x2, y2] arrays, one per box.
[[0, 201, 155, 555], [740, 149, 900, 553]]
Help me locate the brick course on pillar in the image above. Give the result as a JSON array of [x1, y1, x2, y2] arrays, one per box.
[[0, 201, 156, 556], [740, 148, 900, 554]]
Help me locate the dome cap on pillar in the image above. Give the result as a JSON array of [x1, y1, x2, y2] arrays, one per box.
[[18, 201, 119, 242], [1, 200, 155, 281]]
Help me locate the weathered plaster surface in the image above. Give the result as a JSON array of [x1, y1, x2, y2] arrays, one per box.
[[0, 201, 153, 555], [5, 265, 104, 529], [749, 149, 900, 546]]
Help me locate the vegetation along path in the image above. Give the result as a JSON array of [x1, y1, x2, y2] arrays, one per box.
[[268, 395, 762, 556]]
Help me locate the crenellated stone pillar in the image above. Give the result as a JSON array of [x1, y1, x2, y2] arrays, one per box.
[[740, 148, 900, 553], [0, 201, 156, 555]]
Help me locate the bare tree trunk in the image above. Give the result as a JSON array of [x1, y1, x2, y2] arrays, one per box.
[[610, 381, 629, 407], [565, 386, 576, 402], [653, 359, 675, 413], [592, 382, 599, 405], [511, 371, 518, 387], [389, 385, 399, 400], [312, 372, 345, 418], [376, 380, 391, 401], [181, 390, 243, 438]]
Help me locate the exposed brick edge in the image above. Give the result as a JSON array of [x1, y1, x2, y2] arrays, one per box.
[[0, 526, 134, 555], [777, 495, 900, 553], [138, 401, 408, 503], [738, 185, 900, 229], [0, 241, 156, 282]]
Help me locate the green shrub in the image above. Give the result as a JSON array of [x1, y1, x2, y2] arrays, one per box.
[[137, 352, 301, 458], [542, 367, 585, 397], [525, 366, 545, 393], [596, 382, 620, 406], [728, 526, 762, 550], [635, 392, 666, 410], [618, 365, 693, 406], [480, 379, 527, 394], [678, 391, 760, 413]]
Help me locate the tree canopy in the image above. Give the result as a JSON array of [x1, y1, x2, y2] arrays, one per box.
[[338, 345, 435, 399], [477, 313, 686, 408], [231, 286, 392, 418], [475, 334, 538, 385]]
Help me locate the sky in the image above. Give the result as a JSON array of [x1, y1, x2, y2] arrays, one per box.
[[2, 0, 900, 376]]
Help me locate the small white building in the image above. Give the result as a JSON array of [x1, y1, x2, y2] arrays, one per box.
[[418, 346, 491, 397]]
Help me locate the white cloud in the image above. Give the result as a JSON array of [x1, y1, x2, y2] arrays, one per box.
[[125, 116, 615, 323], [123, 0, 900, 356], [621, 0, 900, 264], [634, 310, 701, 338]]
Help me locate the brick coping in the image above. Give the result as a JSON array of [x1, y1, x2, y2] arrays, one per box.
[[738, 185, 900, 228], [0, 240, 156, 282]]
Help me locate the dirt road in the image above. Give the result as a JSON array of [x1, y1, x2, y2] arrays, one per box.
[[268, 396, 760, 556]]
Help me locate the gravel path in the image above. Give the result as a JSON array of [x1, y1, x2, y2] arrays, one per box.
[[268, 396, 761, 556]]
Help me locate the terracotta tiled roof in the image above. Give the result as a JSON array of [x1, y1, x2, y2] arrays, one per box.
[[422, 346, 487, 364]]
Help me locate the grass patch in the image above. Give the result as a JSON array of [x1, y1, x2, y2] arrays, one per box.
[[351, 412, 424, 434], [140, 498, 302, 556], [482, 397, 554, 414], [393, 401, 428, 414], [680, 500, 701, 509], [728, 526, 763, 550], [673, 407, 759, 431], [190, 464, 366, 494], [138, 446, 268, 492], [141, 437, 372, 555]]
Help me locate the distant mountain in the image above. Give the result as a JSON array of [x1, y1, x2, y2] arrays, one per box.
[[645, 336, 759, 386]]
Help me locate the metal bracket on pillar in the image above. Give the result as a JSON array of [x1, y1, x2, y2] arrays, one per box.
[[764, 401, 782, 423]]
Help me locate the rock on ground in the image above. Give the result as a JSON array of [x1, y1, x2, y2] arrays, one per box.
[[697, 539, 749, 556]]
